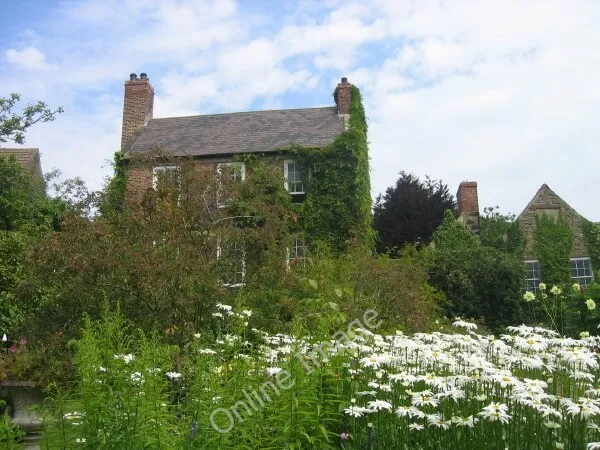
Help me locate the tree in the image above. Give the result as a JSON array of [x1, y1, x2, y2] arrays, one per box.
[[374, 172, 456, 255], [0, 155, 63, 233], [1, 93, 63, 144], [429, 210, 525, 328]]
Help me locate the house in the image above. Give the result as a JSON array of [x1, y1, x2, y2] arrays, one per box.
[[0, 148, 43, 181], [457, 182, 597, 290], [120, 73, 352, 194], [118, 73, 371, 277]]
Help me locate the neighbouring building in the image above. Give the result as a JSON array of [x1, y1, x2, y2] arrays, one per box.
[[0, 148, 44, 181], [457, 182, 596, 291], [517, 184, 595, 291]]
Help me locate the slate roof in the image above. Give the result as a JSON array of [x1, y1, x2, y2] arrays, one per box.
[[126, 106, 345, 156], [0, 148, 43, 179]]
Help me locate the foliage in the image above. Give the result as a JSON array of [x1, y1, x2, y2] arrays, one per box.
[[533, 214, 573, 285], [374, 172, 456, 255], [582, 219, 600, 273], [432, 210, 478, 250], [98, 152, 127, 218], [289, 85, 374, 254], [479, 206, 524, 255], [19, 156, 294, 349], [430, 210, 524, 328], [0, 93, 63, 144], [0, 155, 58, 233], [0, 405, 24, 449], [0, 157, 68, 333], [523, 282, 600, 337], [241, 246, 444, 337], [39, 305, 600, 449]]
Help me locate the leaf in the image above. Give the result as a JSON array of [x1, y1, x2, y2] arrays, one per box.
[[328, 302, 339, 311], [309, 279, 318, 290], [334, 288, 342, 298]]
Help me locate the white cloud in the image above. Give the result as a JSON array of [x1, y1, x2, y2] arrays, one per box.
[[5, 47, 54, 71], [1, 0, 599, 223]]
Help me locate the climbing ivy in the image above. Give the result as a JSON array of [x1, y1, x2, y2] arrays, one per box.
[[286, 85, 374, 254], [533, 214, 573, 285], [98, 151, 127, 218], [479, 206, 524, 255], [582, 219, 600, 273]]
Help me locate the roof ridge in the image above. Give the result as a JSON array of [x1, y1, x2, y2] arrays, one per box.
[[150, 106, 337, 121]]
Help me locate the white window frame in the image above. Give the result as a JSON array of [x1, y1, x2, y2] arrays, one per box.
[[217, 162, 246, 182], [152, 165, 180, 189], [286, 237, 308, 269], [216, 240, 246, 287], [284, 159, 305, 195], [524, 260, 541, 293], [570, 257, 594, 286]]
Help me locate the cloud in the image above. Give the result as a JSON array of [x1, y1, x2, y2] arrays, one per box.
[[5, 47, 54, 70], [1, 0, 599, 222]]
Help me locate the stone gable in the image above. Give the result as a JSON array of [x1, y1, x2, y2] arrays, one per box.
[[517, 184, 588, 259]]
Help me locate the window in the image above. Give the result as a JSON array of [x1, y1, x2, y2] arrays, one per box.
[[153, 166, 181, 191], [524, 260, 541, 292], [570, 258, 594, 286], [287, 238, 308, 269], [284, 160, 305, 195], [217, 162, 245, 182], [216, 162, 245, 207], [217, 240, 245, 286]]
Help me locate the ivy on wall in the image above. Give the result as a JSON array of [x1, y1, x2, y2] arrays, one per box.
[[533, 213, 573, 285], [287, 85, 374, 254], [582, 219, 600, 273]]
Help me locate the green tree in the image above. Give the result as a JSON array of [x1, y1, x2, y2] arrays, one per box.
[[0, 157, 67, 332], [374, 173, 456, 255], [430, 210, 524, 328], [21, 155, 294, 346], [0, 93, 63, 144]]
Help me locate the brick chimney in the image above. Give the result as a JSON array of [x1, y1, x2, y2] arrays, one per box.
[[456, 181, 480, 234], [121, 72, 154, 151], [334, 77, 352, 116]]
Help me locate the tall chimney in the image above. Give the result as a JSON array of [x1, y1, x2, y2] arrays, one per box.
[[334, 77, 352, 115], [121, 72, 154, 151], [456, 181, 480, 234]]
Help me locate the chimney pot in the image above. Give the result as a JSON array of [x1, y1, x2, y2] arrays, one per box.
[[341, 77, 348, 84], [140, 73, 148, 80], [130, 73, 138, 81]]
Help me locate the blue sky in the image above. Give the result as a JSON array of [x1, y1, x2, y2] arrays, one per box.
[[1, 0, 599, 220]]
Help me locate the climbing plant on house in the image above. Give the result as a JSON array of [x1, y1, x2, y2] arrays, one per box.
[[533, 213, 573, 285], [582, 219, 600, 274], [286, 85, 374, 254]]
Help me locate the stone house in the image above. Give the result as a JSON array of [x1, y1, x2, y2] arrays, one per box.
[[119, 73, 360, 280], [457, 182, 596, 291], [0, 148, 43, 181]]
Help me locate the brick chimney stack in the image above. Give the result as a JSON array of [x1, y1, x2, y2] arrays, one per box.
[[121, 72, 154, 151], [334, 77, 352, 116], [456, 181, 480, 234]]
